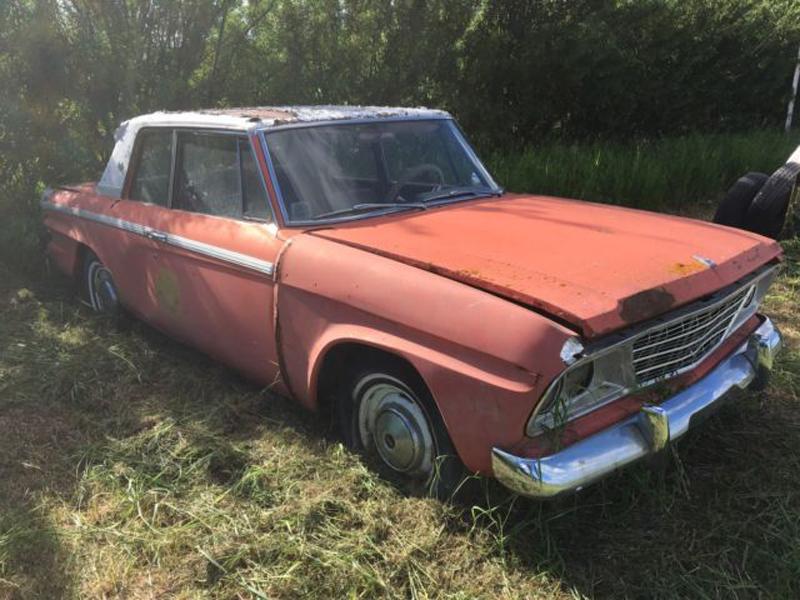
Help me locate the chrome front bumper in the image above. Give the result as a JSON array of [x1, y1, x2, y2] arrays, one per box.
[[492, 317, 782, 499]]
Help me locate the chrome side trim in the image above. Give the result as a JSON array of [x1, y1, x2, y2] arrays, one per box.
[[162, 232, 274, 276], [494, 316, 781, 499], [40, 200, 274, 277], [42, 199, 151, 237]]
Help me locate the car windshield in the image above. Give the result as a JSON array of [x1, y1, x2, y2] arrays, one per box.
[[263, 119, 499, 222]]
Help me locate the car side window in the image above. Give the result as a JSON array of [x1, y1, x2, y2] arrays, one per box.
[[173, 133, 273, 222], [239, 139, 272, 221], [175, 132, 242, 218], [129, 129, 173, 206]]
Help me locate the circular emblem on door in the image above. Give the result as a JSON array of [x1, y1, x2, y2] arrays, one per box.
[[154, 268, 181, 316]]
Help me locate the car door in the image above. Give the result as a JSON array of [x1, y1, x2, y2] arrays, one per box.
[[92, 127, 173, 322], [144, 129, 284, 386]]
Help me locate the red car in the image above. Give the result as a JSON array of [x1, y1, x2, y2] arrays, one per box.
[[41, 106, 783, 498]]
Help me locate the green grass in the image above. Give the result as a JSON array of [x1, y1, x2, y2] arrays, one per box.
[[0, 233, 798, 598], [487, 130, 800, 211], [1, 128, 799, 597]]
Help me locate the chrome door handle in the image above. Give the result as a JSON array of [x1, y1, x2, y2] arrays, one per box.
[[147, 230, 168, 243]]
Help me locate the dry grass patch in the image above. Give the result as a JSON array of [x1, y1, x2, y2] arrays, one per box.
[[0, 240, 798, 598]]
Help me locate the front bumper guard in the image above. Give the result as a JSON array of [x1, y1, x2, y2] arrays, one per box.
[[491, 317, 782, 499]]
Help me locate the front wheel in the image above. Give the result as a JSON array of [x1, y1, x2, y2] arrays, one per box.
[[336, 361, 466, 499]]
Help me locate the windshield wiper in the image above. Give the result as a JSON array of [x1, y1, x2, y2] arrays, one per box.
[[418, 187, 503, 205], [313, 202, 428, 220]]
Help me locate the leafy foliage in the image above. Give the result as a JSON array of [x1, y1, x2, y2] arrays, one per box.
[[456, 0, 800, 146], [1, 0, 800, 270]]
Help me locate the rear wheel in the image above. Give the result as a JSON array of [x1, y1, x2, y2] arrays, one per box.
[[335, 359, 466, 499], [82, 251, 121, 316]]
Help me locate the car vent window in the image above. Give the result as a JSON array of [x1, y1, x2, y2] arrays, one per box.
[[129, 130, 173, 206], [175, 133, 242, 219], [239, 139, 272, 221]]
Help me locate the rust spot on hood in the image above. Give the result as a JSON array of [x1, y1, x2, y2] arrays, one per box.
[[619, 287, 675, 324], [670, 261, 706, 276]]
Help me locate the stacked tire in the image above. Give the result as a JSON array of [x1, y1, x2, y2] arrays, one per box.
[[714, 156, 800, 240]]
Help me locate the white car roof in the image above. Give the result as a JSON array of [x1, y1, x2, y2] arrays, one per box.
[[97, 105, 451, 198]]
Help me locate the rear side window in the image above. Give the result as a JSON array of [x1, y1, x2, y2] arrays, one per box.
[[174, 133, 272, 221], [129, 130, 173, 205], [175, 133, 241, 218]]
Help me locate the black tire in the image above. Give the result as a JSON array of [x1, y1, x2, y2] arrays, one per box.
[[82, 251, 121, 317], [713, 172, 768, 228], [780, 175, 800, 239], [334, 357, 467, 500], [743, 162, 800, 239]]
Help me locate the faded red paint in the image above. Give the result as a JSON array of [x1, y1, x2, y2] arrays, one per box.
[[313, 194, 782, 337], [43, 184, 287, 392], [43, 167, 782, 476], [274, 232, 572, 472]]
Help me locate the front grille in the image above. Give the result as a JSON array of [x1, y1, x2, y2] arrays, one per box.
[[631, 284, 755, 384]]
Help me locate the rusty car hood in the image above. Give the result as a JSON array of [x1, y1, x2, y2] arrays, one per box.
[[311, 194, 782, 337]]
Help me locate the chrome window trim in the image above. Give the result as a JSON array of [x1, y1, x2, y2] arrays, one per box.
[[243, 134, 277, 225], [124, 126, 177, 208], [236, 138, 244, 212], [526, 263, 779, 435], [258, 118, 504, 228], [449, 120, 500, 191], [40, 199, 274, 277], [258, 131, 292, 226], [167, 129, 178, 208], [125, 126, 276, 225]]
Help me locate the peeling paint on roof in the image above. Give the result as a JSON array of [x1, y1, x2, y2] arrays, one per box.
[[270, 105, 450, 123], [97, 105, 450, 198], [128, 105, 449, 130]]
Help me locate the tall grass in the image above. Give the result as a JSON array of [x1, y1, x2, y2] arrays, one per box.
[[0, 241, 798, 598], [487, 130, 800, 210]]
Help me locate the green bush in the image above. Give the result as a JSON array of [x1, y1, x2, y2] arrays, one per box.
[[2, 0, 800, 272]]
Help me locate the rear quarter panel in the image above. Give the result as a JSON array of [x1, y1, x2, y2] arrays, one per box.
[[42, 185, 162, 314], [42, 185, 98, 278]]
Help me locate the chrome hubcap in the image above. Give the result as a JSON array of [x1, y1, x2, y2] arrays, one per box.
[[357, 376, 434, 476], [88, 261, 118, 313], [375, 406, 423, 471]]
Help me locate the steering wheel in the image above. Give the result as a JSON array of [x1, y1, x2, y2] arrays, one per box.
[[384, 163, 445, 203]]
